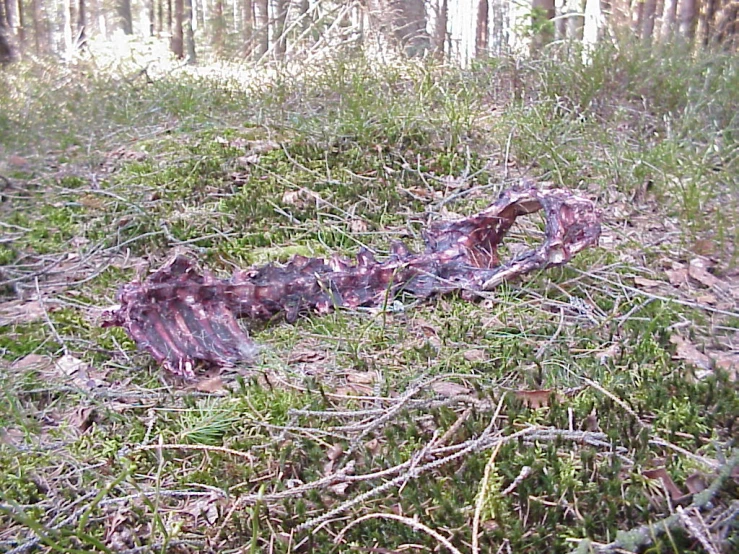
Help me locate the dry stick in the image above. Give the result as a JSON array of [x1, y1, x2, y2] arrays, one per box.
[[35, 277, 67, 356], [334, 513, 465, 554], [570, 449, 739, 554]]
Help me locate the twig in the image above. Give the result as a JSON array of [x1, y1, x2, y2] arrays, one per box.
[[334, 513, 465, 554]]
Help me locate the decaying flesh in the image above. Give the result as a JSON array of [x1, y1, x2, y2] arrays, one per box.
[[104, 186, 601, 377]]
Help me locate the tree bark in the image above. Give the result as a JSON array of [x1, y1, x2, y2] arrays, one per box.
[[679, 0, 698, 41], [433, 0, 447, 60], [243, 0, 253, 56], [77, 0, 86, 47], [273, 0, 288, 58], [254, 0, 268, 57], [171, 0, 183, 57], [118, 0, 133, 34], [0, 0, 17, 63], [661, 0, 678, 41], [475, 0, 489, 57], [641, 0, 658, 42], [702, 0, 719, 45]]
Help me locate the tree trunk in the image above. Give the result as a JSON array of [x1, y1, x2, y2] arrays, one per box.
[[702, 0, 719, 45], [531, 0, 555, 52], [243, 0, 253, 56], [679, 0, 698, 41], [77, 0, 86, 47], [475, 0, 489, 57], [273, 0, 288, 58], [171, 0, 183, 57], [661, 0, 678, 40], [184, 0, 195, 62], [433, 0, 447, 60], [62, 0, 74, 55], [31, 0, 41, 54], [214, 0, 224, 55], [118, 0, 133, 34], [0, 0, 17, 63], [641, 0, 658, 42], [254, 0, 267, 57]]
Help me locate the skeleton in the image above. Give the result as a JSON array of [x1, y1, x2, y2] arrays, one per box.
[[104, 185, 601, 377]]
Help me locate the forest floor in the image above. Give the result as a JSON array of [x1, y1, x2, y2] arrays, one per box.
[[0, 40, 738, 554]]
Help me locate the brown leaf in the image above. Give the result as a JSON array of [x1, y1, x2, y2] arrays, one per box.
[[688, 259, 721, 288], [349, 219, 368, 233], [346, 371, 376, 384], [515, 389, 553, 409], [669, 335, 713, 372], [463, 349, 487, 363], [0, 300, 50, 326], [287, 349, 325, 365], [634, 276, 661, 288], [643, 467, 685, 501], [249, 140, 280, 154], [193, 376, 226, 393], [69, 406, 96, 433], [665, 267, 689, 287], [430, 381, 471, 397], [10, 354, 53, 373], [712, 352, 738, 381], [327, 443, 344, 462], [685, 473, 707, 495]]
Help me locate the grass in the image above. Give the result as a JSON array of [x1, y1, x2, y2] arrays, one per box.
[[0, 38, 738, 554]]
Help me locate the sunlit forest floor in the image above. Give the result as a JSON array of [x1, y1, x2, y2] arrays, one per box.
[[0, 40, 738, 554]]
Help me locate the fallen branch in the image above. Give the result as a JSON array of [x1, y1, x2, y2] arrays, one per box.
[[570, 449, 739, 554], [104, 185, 601, 376]]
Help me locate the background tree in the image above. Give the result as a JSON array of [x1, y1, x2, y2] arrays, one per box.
[[118, 0, 133, 34]]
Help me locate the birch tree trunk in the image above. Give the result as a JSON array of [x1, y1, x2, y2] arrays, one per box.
[[184, 0, 195, 62], [254, 0, 268, 57]]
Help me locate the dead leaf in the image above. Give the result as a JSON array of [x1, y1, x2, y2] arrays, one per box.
[[349, 219, 368, 233], [515, 389, 553, 409], [327, 443, 344, 462], [463, 349, 487, 363], [670, 335, 713, 372], [193, 376, 226, 393], [235, 154, 259, 167], [634, 276, 661, 288], [346, 372, 376, 384], [643, 467, 685, 501], [692, 239, 716, 257], [0, 300, 50, 326], [712, 352, 738, 381], [69, 407, 96, 433], [665, 267, 689, 287], [685, 473, 707, 495], [10, 354, 53, 373], [688, 259, 721, 288], [431, 381, 471, 397], [329, 482, 350, 496], [365, 438, 381, 456], [288, 349, 325, 365], [694, 293, 717, 305], [249, 140, 280, 154]]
